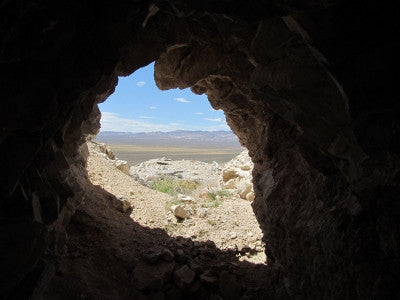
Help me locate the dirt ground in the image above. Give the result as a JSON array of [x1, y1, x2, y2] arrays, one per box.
[[43, 144, 271, 299], [87, 143, 266, 263]]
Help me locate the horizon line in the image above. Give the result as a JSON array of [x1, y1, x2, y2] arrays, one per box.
[[99, 129, 233, 133]]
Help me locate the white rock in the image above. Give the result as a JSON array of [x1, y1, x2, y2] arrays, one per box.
[[178, 194, 194, 202], [239, 184, 252, 200], [223, 178, 237, 189], [255, 246, 263, 252], [246, 191, 255, 201], [221, 150, 255, 201]]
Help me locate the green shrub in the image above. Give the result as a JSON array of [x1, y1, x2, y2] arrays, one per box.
[[150, 177, 180, 196], [149, 177, 198, 196], [177, 179, 198, 194], [206, 189, 230, 208]]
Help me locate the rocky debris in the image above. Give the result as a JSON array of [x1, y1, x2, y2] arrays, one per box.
[[91, 141, 116, 160], [86, 141, 265, 262], [130, 157, 221, 184], [87, 141, 132, 176], [132, 261, 175, 291], [221, 150, 255, 201], [171, 205, 190, 219], [129, 243, 269, 298], [129, 236, 269, 297]]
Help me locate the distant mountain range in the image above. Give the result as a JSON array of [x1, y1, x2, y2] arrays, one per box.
[[95, 130, 242, 148]]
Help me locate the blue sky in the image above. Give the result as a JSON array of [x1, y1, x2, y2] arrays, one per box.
[[99, 62, 230, 132]]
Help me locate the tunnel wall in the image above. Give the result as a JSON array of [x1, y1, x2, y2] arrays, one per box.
[[1, 1, 399, 298]]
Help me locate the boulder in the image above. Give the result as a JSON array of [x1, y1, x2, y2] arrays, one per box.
[[221, 150, 254, 201]]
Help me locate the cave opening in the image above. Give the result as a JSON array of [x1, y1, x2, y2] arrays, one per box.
[[85, 62, 266, 266], [2, 1, 399, 298]]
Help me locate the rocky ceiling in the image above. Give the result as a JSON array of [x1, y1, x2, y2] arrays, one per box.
[[1, 0, 399, 298]]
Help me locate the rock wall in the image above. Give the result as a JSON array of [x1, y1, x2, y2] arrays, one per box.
[[1, 1, 399, 298]]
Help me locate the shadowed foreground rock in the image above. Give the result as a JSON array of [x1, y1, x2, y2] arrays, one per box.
[[1, 1, 399, 299]]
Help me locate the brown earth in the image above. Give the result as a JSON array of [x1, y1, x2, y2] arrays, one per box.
[[86, 142, 266, 263], [43, 143, 270, 298]]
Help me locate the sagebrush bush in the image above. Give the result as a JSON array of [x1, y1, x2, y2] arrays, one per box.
[[150, 177, 198, 196], [206, 189, 230, 207]]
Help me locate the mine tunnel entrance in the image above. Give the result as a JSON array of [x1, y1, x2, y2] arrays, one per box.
[[40, 61, 274, 298], [4, 1, 398, 298], [85, 62, 266, 264]]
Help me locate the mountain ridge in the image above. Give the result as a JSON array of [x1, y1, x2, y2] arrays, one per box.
[[95, 130, 242, 148]]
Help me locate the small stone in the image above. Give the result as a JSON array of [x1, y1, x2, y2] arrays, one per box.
[[230, 232, 237, 239], [161, 248, 174, 262], [246, 191, 255, 201], [178, 194, 194, 202], [222, 169, 239, 181], [241, 165, 251, 171], [174, 265, 195, 288], [239, 184, 252, 200], [175, 249, 187, 263], [171, 205, 190, 219], [247, 232, 253, 237], [115, 160, 130, 175], [142, 249, 162, 264]]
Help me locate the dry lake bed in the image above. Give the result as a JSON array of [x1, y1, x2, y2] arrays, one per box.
[[106, 144, 243, 165]]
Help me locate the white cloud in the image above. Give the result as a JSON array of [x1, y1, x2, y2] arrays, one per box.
[[139, 116, 154, 119], [136, 81, 146, 87], [204, 118, 222, 122], [100, 112, 180, 132], [195, 112, 204, 115], [149, 106, 157, 109], [174, 97, 191, 103]]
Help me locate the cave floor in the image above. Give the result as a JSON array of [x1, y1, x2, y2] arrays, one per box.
[[43, 181, 272, 299]]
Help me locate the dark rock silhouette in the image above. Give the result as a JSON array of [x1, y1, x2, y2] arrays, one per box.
[[1, 1, 399, 298]]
